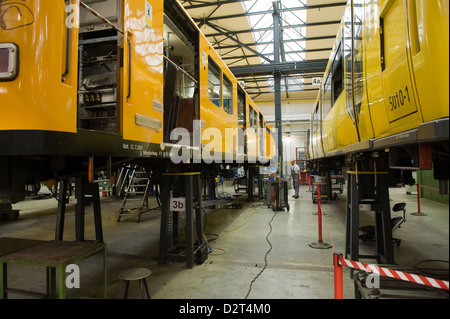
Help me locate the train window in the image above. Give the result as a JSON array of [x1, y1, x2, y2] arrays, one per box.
[[0, 43, 19, 81], [313, 103, 320, 133], [238, 88, 245, 127], [253, 108, 258, 129], [249, 106, 256, 129], [343, 6, 356, 122], [353, 1, 364, 122], [208, 57, 222, 108], [259, 113, 265, 158], [223, 73, 233, 116], [322, 75, 332, 117], [331, 46, 343, 105]]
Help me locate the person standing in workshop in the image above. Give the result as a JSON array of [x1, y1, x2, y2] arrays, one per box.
[[290, 160, 300, 198]]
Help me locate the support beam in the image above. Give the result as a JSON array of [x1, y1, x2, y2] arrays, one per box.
[[223, 48, 331, 60], [216, 35, 336, 50], [190, 2, 347, 22], [182, 0, 250, 10], [205, 21, 273, 63], [229, 59, 328, 77], [204, 20, 341, 37], [273, 1, 283, 177]]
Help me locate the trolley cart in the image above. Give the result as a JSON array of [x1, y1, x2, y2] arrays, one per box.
[[312, 176, 328, 203]]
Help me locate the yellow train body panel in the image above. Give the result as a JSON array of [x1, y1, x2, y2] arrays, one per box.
[[410, 0, 449, 123], [0, 0, 164, 146], [366, 0, 449, 139], [0, 0, 269, 161], [309, 0, 449, 163], [265, 125, 275, 161], [321, 92, 360, 154], [0, 1, 78, 133], [0, 0, 271, 205], [121, 0, 164, 145], [199, 35, 237, 159]]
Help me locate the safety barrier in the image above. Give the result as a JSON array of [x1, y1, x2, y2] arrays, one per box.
[[309, 184, 449, 299], [333, 252, 449, 299]]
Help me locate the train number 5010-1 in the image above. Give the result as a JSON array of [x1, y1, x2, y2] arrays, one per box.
[[389, 86, 411, 111]]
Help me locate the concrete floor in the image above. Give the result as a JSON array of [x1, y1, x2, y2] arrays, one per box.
[[1, 180, 448, 301]]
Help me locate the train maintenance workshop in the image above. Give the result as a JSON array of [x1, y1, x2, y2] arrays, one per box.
[[0, 0, 448, 305]]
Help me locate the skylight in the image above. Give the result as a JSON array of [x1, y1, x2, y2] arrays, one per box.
[[242, 0, 308, 93]]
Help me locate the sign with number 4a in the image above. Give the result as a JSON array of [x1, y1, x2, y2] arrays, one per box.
[[312, 77, 321, 86], [170, 197, 186, 212]]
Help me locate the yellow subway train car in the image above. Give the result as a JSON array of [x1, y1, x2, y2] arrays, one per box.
[[0, 0, 271, 206], [307, 0, 449, 192]]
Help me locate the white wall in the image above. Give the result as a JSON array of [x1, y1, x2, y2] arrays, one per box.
[[258, 99, 314, 164], [283, 135, 307, 162], [258, 99, 315, 122]]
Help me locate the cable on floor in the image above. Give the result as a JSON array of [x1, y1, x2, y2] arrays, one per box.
[[244, 210, 276, 299]]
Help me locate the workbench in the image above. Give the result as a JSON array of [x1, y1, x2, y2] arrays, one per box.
[[0, 238, 107, 299]]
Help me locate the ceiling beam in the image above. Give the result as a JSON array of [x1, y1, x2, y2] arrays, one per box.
[[203, 20, 342, 37], [229, 59, 328, 77], [190, 2, 347, 22], [222, 47, 331, 60], [243, 82, 321, 90], [182, 0, 250, 10], [205, 21, 274, 63], [239, 73, 324, 83], [214, 35, 336, 50]]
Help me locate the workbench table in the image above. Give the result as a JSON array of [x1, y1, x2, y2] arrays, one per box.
[[0, 239, 107, 299]]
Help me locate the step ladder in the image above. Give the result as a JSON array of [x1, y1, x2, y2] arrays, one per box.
[[115, 164, 134, 197], [117, 166, 151, 222]]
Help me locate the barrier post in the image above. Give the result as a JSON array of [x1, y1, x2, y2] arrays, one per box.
[[318, 185, 323, 243], [333, 253, 344, 299], [309, 185, 332, 249], [412, 184, 428, 216]]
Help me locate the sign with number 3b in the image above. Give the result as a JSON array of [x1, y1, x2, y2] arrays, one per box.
[[170, 197, 186, 212]]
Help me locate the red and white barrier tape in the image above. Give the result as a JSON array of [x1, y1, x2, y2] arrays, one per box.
[[417, 184, 440, 192], [338, 256, 449, 291]]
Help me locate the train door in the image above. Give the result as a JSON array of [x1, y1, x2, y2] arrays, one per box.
[[237, 87, 247, 159], [122, 0, 164, 144], [351, 0, 375, 140], [247, 104, 258, 162], [378, 0, 423, 132], [259, 112, 266, 161], [163, 0, 200, 143], [77, 0, 122, 133], [312, 101, 323, 158], [0, 0, 78, 134], [407, 1, 449, 123], [343, 4, 361, 144]]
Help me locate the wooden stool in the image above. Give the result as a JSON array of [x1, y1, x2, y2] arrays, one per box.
[[119, 267, 151, 299]]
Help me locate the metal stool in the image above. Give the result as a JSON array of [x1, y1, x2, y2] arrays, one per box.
[[118, 267, 151, 299]]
